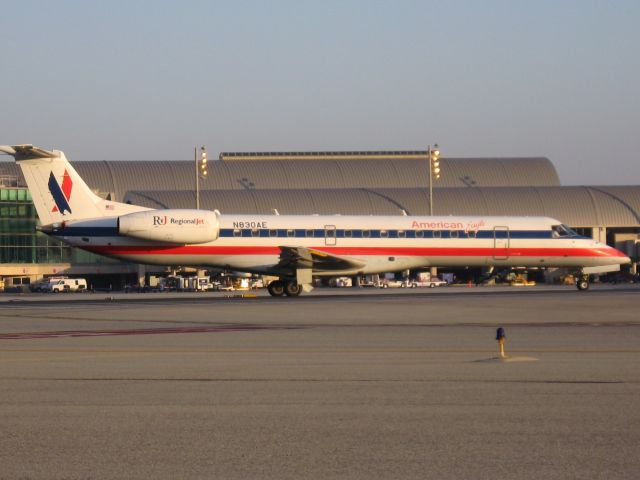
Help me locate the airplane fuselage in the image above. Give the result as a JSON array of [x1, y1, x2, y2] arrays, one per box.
[[49, 214, 628, 275]]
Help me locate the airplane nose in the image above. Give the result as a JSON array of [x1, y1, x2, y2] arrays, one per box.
[[606, 246, 631, 265]]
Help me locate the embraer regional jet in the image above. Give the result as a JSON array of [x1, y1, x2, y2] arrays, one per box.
[[0, 144, 630, 296]]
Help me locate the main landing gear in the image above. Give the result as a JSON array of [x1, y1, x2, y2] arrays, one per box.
[[576, 274, 590, 291], [267, 279, 302, 297]]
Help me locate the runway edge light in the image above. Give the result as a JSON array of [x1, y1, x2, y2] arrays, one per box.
[[496, 327, 506, 359]]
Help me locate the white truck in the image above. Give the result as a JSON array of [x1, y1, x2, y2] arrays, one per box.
[[406, 277, 448, 288], [42, 278, 88, 293]]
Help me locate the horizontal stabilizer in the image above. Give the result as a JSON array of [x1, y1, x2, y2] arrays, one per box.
[[0, 144, 59, 160]]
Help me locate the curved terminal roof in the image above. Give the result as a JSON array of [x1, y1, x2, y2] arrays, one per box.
[[2, 152, 636, 228], [0, 154, 560, 201], [124, 186, 640, 228]]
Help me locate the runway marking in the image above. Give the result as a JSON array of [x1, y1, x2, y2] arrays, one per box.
[[0, 324, 302, 340], [1, 347, 639, 354], [2, 309, 640, 328], [0, 377, 631, 384], [0, 312, 282, 327], [0, 352, 160, 364]]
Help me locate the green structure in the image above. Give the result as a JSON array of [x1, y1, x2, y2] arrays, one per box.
[[0, 186, 113, 265], [0, 179, 133, 290]]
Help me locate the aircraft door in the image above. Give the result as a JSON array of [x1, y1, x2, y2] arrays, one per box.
[[324, 225, 337, 246], [493, 226, 510, 260]]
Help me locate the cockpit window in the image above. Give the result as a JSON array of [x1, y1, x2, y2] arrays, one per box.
[[552, 224, 578, 238]]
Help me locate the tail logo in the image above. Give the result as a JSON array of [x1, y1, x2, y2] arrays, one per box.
[[48, 170, 73, 215]]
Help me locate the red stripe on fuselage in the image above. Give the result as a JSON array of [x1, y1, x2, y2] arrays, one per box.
[[83, 245, 625, 258]]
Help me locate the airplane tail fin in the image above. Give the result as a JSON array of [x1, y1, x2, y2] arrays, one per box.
[[0, 144, 148, 225]]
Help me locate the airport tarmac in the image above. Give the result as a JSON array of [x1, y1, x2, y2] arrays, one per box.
[[1, 286, 639, 479]]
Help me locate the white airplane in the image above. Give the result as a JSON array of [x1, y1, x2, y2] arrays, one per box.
[[0, 144, 630, 296]]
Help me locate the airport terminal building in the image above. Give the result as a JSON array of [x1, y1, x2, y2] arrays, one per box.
[[1, 151, 638, 289]]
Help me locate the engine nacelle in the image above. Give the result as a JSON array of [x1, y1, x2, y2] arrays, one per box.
[[118, 209, 219, 244]]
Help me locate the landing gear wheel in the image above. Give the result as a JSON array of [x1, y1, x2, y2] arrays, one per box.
[[576, 275, 590, 291], [268, 280, 285, 297], [284, 281, 302, 297]]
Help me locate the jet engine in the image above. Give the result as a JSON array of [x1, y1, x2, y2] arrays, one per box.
[[118, 209, 219, 244]]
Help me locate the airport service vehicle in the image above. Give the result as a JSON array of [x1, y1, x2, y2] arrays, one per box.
[[379, 279, 407, 288], [33, 277, 62, 292], [510, 275, 536, 287], [43, 278, 87, 293], [407, 278, 447, 288], [1, 144, 631, 296], [331, 277, 353, 287]]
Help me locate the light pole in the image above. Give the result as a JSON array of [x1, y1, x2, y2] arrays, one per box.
[[428, 144, 441, 216], [195, 146, 207, 209], [427, 144, 441, 281]]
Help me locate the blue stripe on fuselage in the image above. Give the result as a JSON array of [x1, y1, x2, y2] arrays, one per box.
[[217, 229, 558, 239], [52, 227, 585, 240]]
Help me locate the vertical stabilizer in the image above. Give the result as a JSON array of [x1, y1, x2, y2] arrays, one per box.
[[0, 144, 148, 225]]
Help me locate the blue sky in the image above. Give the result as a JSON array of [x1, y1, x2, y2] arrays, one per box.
[[2, 0, 639, 185]]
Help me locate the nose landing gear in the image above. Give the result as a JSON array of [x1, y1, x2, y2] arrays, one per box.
[[576, 274, 590, 291]]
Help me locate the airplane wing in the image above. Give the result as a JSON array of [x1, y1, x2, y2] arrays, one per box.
[[276, 246, 366, 273]]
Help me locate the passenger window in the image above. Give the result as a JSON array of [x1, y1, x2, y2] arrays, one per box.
[[269, 229, 277, 237], [344, 230, 352, 238], [326, 229, 335, 237], [233, 229, 241, 237], [433, 231, 441, 238], [380, 230, 388, 238], [467, 230, 476, 238], [415, 230, 424, 238], [251, 229, 260, 237], [305, 229, 314, 237], [362, 230, 371, 238], [450, 230, 459, 238], [287, 229, 295, 237], [398, 230, 406, 238]]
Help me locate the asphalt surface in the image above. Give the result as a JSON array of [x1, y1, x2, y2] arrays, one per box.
[[1, 285, 639, 479]]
